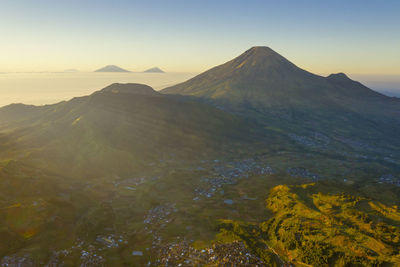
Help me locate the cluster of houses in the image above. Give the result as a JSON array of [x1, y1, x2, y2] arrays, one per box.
[[194, 177, 235, 199], [337, 137, 374, 151], [155, 240, 265, 266], [79, 247, 105, 267], [378, 174, 400, 187], [43, 249, 70, 266], [193, 159, 275, 200], [288, 133, 398, 168], [212, 159, 275, 178], [144, 203, 178, 225], [287, 167, 320, 180], [18, 233, 128, 266], [143, 203, 179, 251], [383, 157, 398, 164], [1, 249, 73, 266], [1, 254, 33, 267], [96, 234, 127, 248], [288, 132, 330, 148], [113, 176, 147, 190]]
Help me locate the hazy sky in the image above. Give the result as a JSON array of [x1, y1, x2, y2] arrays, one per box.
[[1, 0, 399, 74]]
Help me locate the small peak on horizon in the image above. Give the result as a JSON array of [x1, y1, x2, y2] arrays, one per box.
[[144, 67, 165, 73], [94, 65, 130, 72]]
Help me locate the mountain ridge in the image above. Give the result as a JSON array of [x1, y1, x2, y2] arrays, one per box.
[[0, 83, 274, 178], [98, 83, 161, 96]]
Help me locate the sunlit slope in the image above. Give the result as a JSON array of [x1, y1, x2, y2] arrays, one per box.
[[216, 183, 400, 266], [0, 83, 275, 177]]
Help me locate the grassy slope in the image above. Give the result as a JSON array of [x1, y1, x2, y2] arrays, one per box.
[[215, 183, 400, 266], [0, 84, 278, 178]]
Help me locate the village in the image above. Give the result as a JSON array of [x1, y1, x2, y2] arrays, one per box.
[[193, 159, 275, 199], [2, 154, 396, 267], [288, 132, 330, 148], [378, 174, 400, 187], [155, 240, 267, 266], [287, 167, 320, 180]]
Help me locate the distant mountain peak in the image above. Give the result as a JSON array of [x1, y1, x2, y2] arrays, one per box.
[[94, 65, 130, 72], [144, 67, 165, 73], [99, 83, 160, 96]]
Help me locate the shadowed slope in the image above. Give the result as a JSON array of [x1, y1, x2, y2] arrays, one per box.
[[163, 47, 400, 155], [163, 46, 398, 109]]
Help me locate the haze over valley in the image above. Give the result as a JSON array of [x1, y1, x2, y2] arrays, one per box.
[[0, 72, 196, 107]]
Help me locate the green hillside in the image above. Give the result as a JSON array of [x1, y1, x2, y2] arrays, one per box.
[[213, 183, 400, 266], [0, 83, 274, 178]]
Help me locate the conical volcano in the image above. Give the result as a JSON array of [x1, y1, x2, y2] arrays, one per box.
[[166, 47, 390, 105], [163, 46, 399, 112], [162, 46, 331, 106]]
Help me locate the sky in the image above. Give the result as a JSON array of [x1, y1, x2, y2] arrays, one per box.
[[0, 0, 399, 75]]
